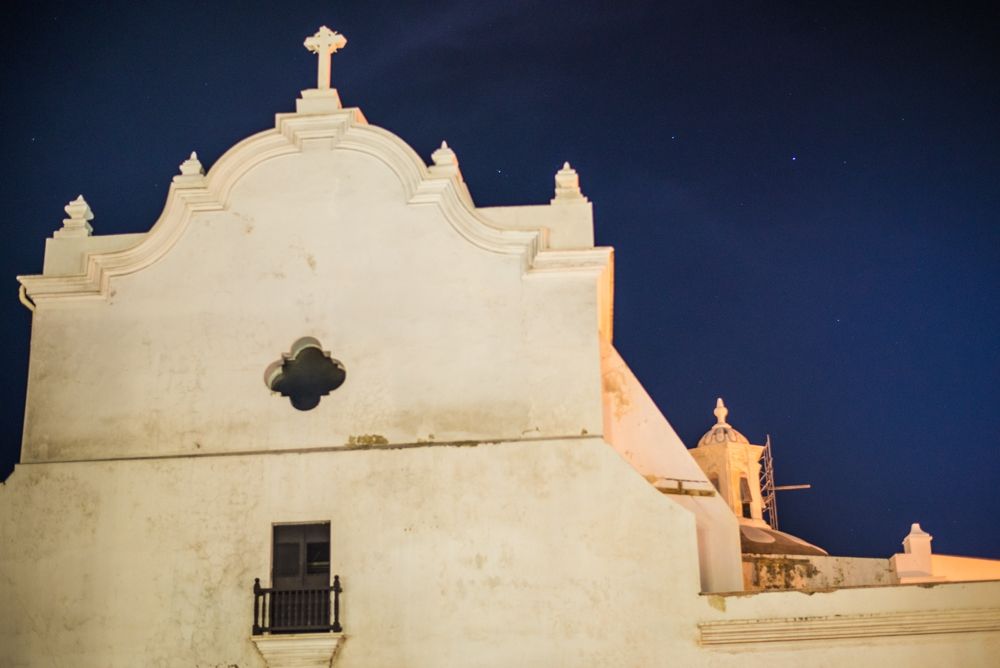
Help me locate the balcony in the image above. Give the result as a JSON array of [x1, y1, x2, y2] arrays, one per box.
[[252, 576, 343, 635]]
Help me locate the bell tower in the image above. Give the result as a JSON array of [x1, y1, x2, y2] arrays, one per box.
[[689, 398, 768, 528]]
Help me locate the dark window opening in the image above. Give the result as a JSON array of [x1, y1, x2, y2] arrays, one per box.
[[268, 522, 333, 634], [739, 476, 753, 518], [306, 542, 331, 575], [272, 523, 330, 587], [273, 542, 300, 578], [265, 337, 346, 411]]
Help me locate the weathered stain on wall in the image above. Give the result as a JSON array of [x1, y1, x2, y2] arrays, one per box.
[[743, 554, 895, 591]]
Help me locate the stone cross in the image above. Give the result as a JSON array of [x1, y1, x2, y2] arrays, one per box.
[[304, 26, 347, 90]]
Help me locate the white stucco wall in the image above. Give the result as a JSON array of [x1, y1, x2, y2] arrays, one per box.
[[601, 343, 743, 593], [21, 136, 607, 464], [1, 438, 710, 667], [699, 580, 1000, 665], [479, 200, 594, 249], [930, 554, 1000, 582], [3, 441, 997, 667]]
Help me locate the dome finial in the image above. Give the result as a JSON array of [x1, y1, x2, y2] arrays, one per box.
[[714, 397, 729, 425], [696, 397, 749, 447]]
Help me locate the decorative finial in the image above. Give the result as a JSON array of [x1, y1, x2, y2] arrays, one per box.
[[713, 397, 729, 425], [304, 26, 347, 90], [429, 140, 464, 182], [427, 140, 471, 202], [179, 151, 204, 176], [431, 140, 457, 167], [173, 151, 206, 188], [552, 161, 588, 203], [54, 195, 94, 238], [902, 522, 933, 555]]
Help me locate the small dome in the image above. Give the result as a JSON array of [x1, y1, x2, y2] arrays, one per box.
[[697, 398, 750, 447], [740, 525, 828, 556]]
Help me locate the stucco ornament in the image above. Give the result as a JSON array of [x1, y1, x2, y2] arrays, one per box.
[[551, 162, 587, 203], [53, 195, 94, 238]]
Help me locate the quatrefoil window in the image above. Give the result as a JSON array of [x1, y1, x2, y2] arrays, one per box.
[[265, 337, 346, 411]]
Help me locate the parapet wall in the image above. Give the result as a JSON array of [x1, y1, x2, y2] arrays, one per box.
[[742, 554, 895, 591]]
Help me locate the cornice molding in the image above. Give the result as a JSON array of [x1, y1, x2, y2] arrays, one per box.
[[698, 607, 1000, 645], [19, 108, 610, 305]]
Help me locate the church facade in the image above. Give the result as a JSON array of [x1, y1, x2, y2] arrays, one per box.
[[1, 27, 998, 667]]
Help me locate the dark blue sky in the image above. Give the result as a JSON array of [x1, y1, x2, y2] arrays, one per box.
[[1, 1, 997, 559]]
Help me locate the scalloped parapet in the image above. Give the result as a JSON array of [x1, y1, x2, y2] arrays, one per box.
[[42, 194, 145, 276], [477, 161, 595, 251], [20, 106, 610, 306]]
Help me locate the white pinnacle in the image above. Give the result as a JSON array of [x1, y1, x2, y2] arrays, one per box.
[[552, 162, 586, 202], [178, 151, 204, 176], [54, 195, 94, 238], [431, 141, 458, 167]]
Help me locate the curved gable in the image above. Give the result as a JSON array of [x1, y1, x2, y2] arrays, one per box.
[[18, 105, 612, 463]]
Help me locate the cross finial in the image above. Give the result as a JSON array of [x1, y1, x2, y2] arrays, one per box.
[[304, 26, 347, 90], [713, 397, 729, 425]]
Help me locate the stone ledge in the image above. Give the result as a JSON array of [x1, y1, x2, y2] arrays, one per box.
[[699, 607, 1000, 645], [250, 632, 345, 667]]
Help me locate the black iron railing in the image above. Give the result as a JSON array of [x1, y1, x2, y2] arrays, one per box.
[[252, 576, 343, 635]]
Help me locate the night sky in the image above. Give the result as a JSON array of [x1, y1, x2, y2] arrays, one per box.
[[1, 2, 997, 559]]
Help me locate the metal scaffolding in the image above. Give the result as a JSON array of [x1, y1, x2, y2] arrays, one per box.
[[760, 435, 779, 529]]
